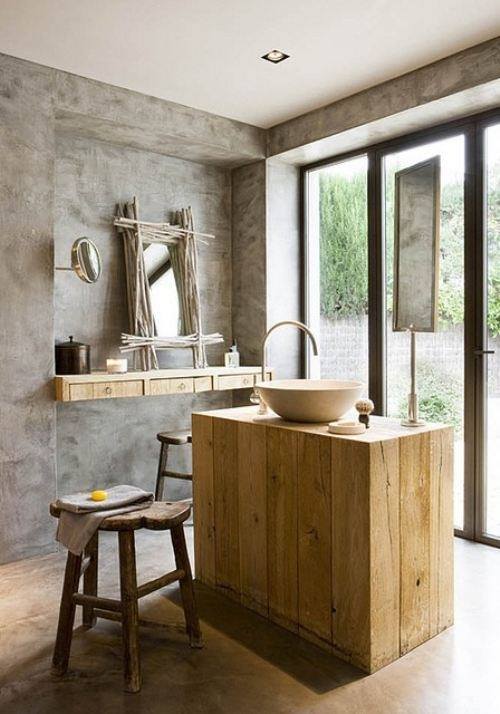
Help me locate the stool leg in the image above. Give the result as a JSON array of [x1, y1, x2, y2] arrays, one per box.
[[82, 532, 98, 628], [118, 531, 141, 693], [171, 524, 203, 648], [155, 442, 169, 501], [52, 551, 82, 676]]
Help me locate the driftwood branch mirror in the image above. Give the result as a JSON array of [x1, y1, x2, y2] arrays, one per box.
[[393, 156, 441, 332], [115, 198, 223, 370]]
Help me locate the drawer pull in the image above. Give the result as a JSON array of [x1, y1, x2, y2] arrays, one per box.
[[105, 386, 112, 395], [178, 382, 186, 391]]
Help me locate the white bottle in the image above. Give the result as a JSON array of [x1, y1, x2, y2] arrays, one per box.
[[224, 342, 240, 368]]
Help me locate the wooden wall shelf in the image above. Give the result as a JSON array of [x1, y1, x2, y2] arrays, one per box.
[[54, 367, 270, 403]]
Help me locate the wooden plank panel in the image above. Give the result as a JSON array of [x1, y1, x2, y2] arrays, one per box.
[[369, 439, 400, 670], [238, 422, 268, 616], [429, 427, 454, 635], [267, 427, 298, 632], [54, 377, 69, 401], [399, 432, 431, 655], [297, 432, 332, 647], [331, 439, 371, 671], [213, 418, 240, 600], [192, 414, 215, 586]]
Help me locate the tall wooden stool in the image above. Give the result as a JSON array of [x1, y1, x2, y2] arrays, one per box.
[[155, 430, 192, 502], [50, 501, 202, 693]]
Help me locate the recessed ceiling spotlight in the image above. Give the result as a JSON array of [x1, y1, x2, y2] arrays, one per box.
[[261, 49, 290, 64]]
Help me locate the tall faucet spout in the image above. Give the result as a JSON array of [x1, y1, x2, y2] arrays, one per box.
[[261, 320, 318, 381], [251, 320, 319, 413]]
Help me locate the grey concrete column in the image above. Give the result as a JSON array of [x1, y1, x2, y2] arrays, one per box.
[[231, 161, 267, 366], [231, 159, 301, 381], [0, 56, 57, 563]]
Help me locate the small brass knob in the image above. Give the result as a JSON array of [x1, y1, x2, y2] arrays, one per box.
[[105, 386, 112, 395]]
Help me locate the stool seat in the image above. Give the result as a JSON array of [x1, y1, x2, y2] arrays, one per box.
[[157, 430, 192, 445], [49, 501, 190, 531]]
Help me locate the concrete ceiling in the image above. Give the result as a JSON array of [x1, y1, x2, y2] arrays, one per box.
[[1, 1, 500, 129]]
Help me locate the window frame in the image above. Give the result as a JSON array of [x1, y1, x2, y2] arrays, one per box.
[[301, 105, 500, 546]]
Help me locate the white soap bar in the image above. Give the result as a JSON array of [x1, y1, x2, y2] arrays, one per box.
[[328, 419, 366, 435]]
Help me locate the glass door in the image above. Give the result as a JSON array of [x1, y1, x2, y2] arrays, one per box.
[[484, 123, 500, 539], [302, 109, 500, 547], [383, 134, 466, 531]]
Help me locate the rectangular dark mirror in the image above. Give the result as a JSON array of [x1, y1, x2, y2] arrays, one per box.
[[393, 156, 441, 332]]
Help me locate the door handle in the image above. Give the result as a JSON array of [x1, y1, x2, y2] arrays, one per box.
[[474, 349, 495, 356]]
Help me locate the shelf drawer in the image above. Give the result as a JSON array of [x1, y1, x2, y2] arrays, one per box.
[[194, 376, 213, 393], [69, 383, 94, 401], [150, 377, 195, 396], [68, 380, 144, 401], [150, 379, 170, 396], [217, 373, 255, 391], [170, 378, 194, 394], [93, 380, 143, 399]]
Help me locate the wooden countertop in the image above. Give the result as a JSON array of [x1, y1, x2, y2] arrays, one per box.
[[192, 405, 451, 442]]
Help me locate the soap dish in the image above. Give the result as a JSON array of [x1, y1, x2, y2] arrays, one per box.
[[328, 420, 366, 435]]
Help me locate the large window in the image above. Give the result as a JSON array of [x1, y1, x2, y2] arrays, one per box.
[[305, 156, 368, 387], [304, 109, 500, 547]]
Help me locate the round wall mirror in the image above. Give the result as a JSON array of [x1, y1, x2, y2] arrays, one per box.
[[71, 237, 101, 283]]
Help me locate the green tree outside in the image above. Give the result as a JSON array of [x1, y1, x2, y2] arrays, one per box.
[[319, 165, 500, 335]]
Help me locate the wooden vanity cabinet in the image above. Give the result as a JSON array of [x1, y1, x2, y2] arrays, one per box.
[[192, 407, 454, 674]]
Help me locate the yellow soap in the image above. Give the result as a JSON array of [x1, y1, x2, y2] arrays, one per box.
[[90, 490, 108, 502]]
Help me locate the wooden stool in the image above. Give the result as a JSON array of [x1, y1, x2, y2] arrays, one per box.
[[155, 431, 193, 502], [49, 501, 202, 693]]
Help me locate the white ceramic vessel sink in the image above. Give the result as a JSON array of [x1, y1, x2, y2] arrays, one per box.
[[256, 379, 363, 423]]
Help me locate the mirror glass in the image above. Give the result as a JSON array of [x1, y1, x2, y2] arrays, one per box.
[[393, 156, 440, 331], [71, 237, 101, 283], [143, 243, 180, 336]]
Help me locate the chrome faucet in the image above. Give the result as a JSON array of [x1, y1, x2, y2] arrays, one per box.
[[250, 320, 319, 414]]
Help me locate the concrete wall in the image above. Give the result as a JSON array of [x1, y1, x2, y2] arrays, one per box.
[[55, 134, 233, 497], [269, 36, 500, 164], [0, 56, 56, 563], [231, 159, 301, 384], [0, 52, 265, 565], [55, 70, 266, 168], [266, 161, 301, 379], [231, 161, 267, 367]]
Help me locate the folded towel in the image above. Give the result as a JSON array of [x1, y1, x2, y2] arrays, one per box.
[[56, 485, 154, 555]]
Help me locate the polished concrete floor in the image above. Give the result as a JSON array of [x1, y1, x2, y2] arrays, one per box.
[[1, 533, 500, 714]]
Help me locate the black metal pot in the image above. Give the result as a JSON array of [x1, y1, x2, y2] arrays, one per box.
[[55, 336, 91, 375]]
